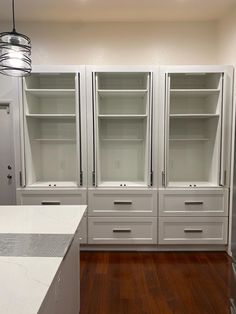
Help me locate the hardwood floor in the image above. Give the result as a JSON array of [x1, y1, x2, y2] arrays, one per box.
[[80, 252, 232, 314]]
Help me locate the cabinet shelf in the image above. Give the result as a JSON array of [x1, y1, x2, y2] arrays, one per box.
[[170, 89, 220, 96], [29, 181, 78, 188], [26, 114, 76, 119], [98, 90, 148, 97], [98, 114, 147, 119], [33, 138, 76, 142], [99, 181, 147, 187], [169, 138, 209, 141], [168, 181, 218, 188], [25, 89, 75, 97], [101, 138, 144, 141], [170, 114, 219, 119]]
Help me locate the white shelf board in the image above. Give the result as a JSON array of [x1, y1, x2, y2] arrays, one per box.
[[98, 181, 147, 187], [33, 138, 76, 142], [26, 114, 76, 119], [168, 181, 218, 187], [169, 114, 219, 119], [98, 114, 147, 119], [29, 181, 78, 188], [169, 138, 209, 141], [101, 138, 144, 141], [170, 89, 220, 97], [98, 89, 148, 97], [25, 89, 75, 97]]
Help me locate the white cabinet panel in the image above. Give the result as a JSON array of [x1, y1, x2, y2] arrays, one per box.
[[88, 217, 157, 244], [159, 217, 228, 245], [17, 189, 87, 205], [159, 189, 228, 217], [78, 216, 87, 244], [88, 189, 157, 217]]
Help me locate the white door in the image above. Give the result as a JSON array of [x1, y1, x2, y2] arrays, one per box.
[[0, 103, 16, 205]]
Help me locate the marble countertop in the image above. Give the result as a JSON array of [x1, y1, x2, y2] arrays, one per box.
[[0, 205, 87, 314]]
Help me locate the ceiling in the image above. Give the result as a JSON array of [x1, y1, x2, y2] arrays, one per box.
[[0, 0, 235, 23]]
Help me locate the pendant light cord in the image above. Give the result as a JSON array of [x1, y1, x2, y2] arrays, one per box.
[[12, 0, 16, 32]]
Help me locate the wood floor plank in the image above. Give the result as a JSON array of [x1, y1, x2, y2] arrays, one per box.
[[80, 252, 232, 314]]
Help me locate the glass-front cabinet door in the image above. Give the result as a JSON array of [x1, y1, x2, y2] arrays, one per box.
[[93, 72, 152, 187], [22, 72, 81, 188], [164, 72, 224, 188]]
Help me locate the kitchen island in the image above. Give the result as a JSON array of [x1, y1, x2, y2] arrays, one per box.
[[0, 205, 87, 314]]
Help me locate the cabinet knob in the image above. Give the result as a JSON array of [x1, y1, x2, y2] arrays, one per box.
[[7, 174, 12, 179]]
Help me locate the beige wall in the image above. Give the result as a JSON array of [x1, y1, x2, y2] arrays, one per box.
[[0, 21, 219, 65], [218, 5, 236, 65]]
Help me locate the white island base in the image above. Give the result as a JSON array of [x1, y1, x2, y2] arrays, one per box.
[[0, 205, 87, 314]]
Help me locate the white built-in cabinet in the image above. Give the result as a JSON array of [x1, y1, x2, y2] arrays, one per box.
[[158, 66, 234, 246], [15, 65, 234, 249], [86, 67, 158, 245], [16, 66, 88, 244]]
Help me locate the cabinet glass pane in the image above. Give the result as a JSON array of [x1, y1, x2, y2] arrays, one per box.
[[167, 72, 222, 187], [95, 72, 150, 187], [25, 93, 75, 114], [168, 117, 219, 187], [25, 73, 75, 89], [98, 92, 147, 115], [98, 73, 148, 90], [170, 73, 221, 90], [23, 73, 78, 187]]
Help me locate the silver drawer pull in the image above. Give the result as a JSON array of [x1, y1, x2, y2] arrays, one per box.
[[184, 201, 204, 205], [113, 200, 132, 205], [41, 201, 61, 205], [113, 229, 131, 233], [184, 229, 203, 233]]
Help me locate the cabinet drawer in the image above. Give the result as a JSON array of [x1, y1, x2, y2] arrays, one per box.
[[88, 217, 157, 244], [17, 189, 87, 206], [159, 217, 228, 245], [88, 190, 157, 217], [159, 189, 228, 216], [78, 216, 87, 244]]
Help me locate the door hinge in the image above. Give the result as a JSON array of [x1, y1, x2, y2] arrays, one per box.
[[92, 171, 96, 186], [150, 171, 153, 186], [162, 171, 165, 186], [80, 171, 83, 186]]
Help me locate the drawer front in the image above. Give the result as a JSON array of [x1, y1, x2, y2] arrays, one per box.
[[88, 190, 157, 217], [159, 217, 228, 245], [159, 189, 228, 217], [78, 216, 87, 244], [17, 190, 86, 206], [88, 217, 157, 244]]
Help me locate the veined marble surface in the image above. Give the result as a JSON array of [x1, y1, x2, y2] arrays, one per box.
[[0, 205, 87, 314], [0, 257, 61, 314], [0, 205, 87, 234]]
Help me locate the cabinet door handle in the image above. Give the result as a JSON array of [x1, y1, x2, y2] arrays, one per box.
[[113, 200, 132, 205], [113, 229, 131, 233], [184, 229, 203, 233], [184, 201, 204, 205], [41, 201, 61, 205]]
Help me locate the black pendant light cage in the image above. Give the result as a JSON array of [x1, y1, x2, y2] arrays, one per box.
[[0, 0, 32, 77]]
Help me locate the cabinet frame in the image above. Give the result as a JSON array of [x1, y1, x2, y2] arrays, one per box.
[[159, 65, 234, 189], [86, 66, 156, 189], [19, 65, 87, 189]]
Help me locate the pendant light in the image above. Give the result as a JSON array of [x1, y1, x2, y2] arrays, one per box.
[[0, 0, 31, 77]]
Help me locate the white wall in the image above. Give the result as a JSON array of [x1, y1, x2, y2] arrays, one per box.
[[0, 21, 219, 65], [218, 5, 236, 65]]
